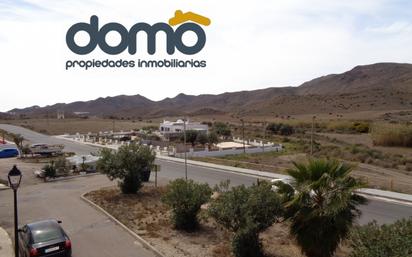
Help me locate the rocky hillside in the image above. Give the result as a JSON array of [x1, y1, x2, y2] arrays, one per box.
[[8, 63, 412, 118]]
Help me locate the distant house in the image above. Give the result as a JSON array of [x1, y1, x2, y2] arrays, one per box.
[[159, 119, 208, 136], [57, 110, 65, 119]]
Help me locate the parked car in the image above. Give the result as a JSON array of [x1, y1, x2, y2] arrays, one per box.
[[0, 148, 19, 158], [271, 177, 294, 192], [18, 219, 72, 257]]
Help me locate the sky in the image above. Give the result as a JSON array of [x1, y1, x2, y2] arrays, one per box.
[[1, 0, 412, 111]]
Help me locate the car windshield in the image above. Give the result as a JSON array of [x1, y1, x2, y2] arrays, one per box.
[[31, 227, 63, 243]]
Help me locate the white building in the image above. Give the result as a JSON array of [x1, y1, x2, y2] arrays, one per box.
[[159, 119, 208, 135]]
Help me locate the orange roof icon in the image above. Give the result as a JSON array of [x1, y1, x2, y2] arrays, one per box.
[[169, 10, 211, 26]]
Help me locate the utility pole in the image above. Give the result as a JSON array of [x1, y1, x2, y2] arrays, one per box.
[[183, 118, 188, 180], [262, 121, 266, 152], [241, 119, 245, 154], [310, 116, 316, 156], [112, 119, 115, 133]]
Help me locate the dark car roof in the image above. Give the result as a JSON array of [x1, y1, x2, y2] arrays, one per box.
[[27, 219, 60, 231]]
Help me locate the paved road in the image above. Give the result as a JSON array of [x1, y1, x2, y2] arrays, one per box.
[[0, 124, 99, 155]]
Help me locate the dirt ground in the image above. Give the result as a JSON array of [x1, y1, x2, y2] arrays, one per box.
[[0, 118, 157, 135], [319, 133, 412, 159], [85, 186, 348, 257]]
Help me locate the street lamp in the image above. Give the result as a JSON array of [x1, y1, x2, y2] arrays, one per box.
[[183, 118, 188, 180], [8, 165, 22, 257], [240, 118, 245, 154]]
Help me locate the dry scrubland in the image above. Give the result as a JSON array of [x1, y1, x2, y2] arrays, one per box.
[[86, 186, 349, 257], [371, 123, 412, 147], [1, 118, 411, 193], [0, 118, 158, 135]]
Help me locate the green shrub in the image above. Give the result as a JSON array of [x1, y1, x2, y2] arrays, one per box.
[[267, 123, 294, 136], [162, 179, 212, 231], [213, 122, 232, 137], [208, 181, 282, 257], [353, 122, 370, 133], [350, 218, 412, 257], [43, 164, 56, 179], [97, 143, 156, 194]]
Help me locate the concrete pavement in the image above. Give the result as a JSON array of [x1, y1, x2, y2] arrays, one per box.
[[0, 175, 156, 257], [0, 124, 99, 155], [0, 226, 12, 257]]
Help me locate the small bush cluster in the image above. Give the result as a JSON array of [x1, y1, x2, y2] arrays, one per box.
[[350, 218, 412, 257], [325, 121, 370, 134], [266, 123, 294, 136], [97, 143, 156, 194], [180, 130, 219, 147], [208, 181, 282, 257], [162, 179, 212, 231]]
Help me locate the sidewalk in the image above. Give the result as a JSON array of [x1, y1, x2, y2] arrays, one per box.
[[0, 227, 12, 257]]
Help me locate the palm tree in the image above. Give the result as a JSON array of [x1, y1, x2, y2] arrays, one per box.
[[281, 159, 367, 257]]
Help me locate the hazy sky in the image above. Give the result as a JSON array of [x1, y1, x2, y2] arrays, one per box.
[[1, 0, 412, 111]]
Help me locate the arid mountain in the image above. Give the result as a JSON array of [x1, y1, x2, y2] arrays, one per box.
[[8, 63, 412, 118]]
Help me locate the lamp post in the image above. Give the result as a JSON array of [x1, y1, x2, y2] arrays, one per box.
[[240, 119, 245, 154], [183, 118, 188, 180], [310, 116, 316, 156], [8, 165, 22, 257]]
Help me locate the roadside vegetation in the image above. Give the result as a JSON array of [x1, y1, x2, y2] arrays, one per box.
[[371, 123, 412, 147], [350, 218, 412, 257], [162, 179, 212, 231], [84, 158, 412, 257], [209, 181, 282, 257], [277, 159, 366, 257], [97, 143, 156, 194]]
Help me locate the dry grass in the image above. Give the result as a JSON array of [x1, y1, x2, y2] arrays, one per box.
[[371, 123, 412, 147], [85, 186, 349, 257], [0, 118, 157, 135]]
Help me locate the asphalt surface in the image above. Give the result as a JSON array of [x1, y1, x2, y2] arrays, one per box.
[[0, 124, 412, 257], [0, 176, 155, 257], [0, 124, 99, 155]]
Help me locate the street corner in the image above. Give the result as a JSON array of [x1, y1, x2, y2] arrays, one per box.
[[0, 226, 13, 257]]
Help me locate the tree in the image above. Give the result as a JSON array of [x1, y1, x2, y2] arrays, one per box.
[[208, 132, 219, 145], [97, 143, 156, 194], [196, 133, 208, 146], [182, 130, 199, 147], [162, 179, 212, 231], [209, 181, 282, 257], [279, 124, 294, 136], [350, 218, 412, 257], [280, 159, 367, 257], [12, 134, 24, 156], [213, 122, 232, 138]]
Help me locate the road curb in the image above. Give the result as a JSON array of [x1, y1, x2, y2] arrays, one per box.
[[0, 184, 10, 191], [80, 191, 166, 257], [357, 189, 412, 204], [157, 155, 290, 180], [44, 173, 101, 183]]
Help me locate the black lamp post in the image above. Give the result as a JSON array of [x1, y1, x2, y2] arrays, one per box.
[[8, 165, 22, 257]]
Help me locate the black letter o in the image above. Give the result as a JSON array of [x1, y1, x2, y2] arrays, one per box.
[[98, 23, 129, 55], [174, 23, 206, 55]]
